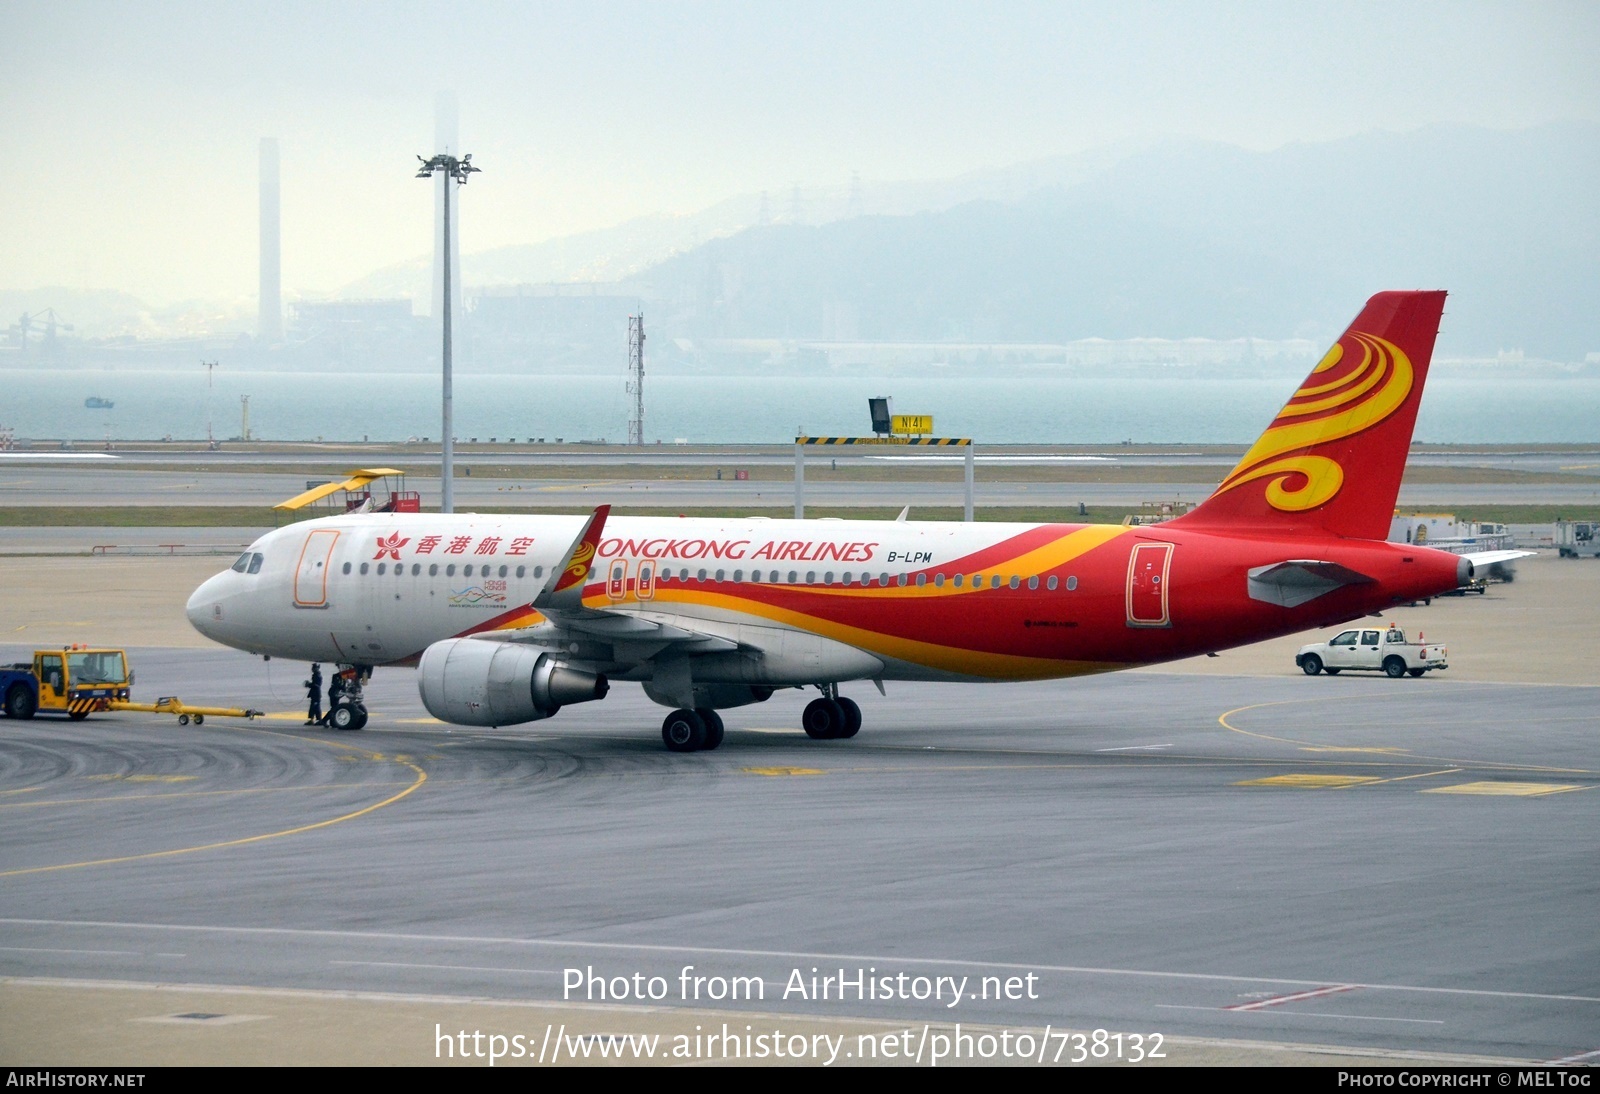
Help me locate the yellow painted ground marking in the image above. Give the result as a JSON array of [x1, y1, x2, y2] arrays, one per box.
[[742, 767, 825, 777], [394, 717, 445, 725], [0, 787, 44, 796], [1217, 702, 1308, 746], [1235, 774, 1383, 789], [1300, 746, 1410, 754], [1559, 463, 1599, 471], [85, 774, 197, 783], [1331, 768, 1462, 789], [0, 730, 427, 879], [1422, 781, 1586, 797]]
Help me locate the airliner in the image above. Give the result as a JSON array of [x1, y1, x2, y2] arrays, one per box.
[[186, 291, 1517, 750]]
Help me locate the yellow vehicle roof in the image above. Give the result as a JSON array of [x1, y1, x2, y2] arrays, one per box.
[[274, 468, 407, 511]]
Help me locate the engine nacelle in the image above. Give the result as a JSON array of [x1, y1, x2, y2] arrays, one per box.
[[417, 638, 608, 727]]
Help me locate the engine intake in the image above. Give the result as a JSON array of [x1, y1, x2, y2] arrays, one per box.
[[418, 638, 608, 727]]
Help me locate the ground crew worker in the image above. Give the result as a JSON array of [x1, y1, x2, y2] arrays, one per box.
[[304, 663, 323, 726], [326, 668, 347, 724]]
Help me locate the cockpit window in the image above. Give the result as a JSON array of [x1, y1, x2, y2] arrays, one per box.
[[246, 553, 263, 574], [231, 552, 252, 573]]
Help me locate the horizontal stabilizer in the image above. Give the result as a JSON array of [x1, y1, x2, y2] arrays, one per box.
[[1248, 559, 1375, 608], [1460, 549, 1535, 570]]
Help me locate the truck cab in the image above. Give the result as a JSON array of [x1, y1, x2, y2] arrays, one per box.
[[2, 647, 132, 720]]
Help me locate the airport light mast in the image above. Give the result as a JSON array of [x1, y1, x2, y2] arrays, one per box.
[[415, 152, 480, 513]]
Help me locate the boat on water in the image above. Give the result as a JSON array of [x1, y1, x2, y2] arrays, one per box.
[[84, 397, 114, 409]]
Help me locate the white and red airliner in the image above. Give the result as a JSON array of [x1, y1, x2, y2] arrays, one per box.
[[187, 291, 1520, 750]]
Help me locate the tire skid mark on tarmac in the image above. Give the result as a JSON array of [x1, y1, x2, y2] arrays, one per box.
[[0, 723, 427, 879]]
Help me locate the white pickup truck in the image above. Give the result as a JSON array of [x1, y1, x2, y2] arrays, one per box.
[[1295, 625, 1448, 678]]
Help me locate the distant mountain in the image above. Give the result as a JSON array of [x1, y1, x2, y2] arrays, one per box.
[[335, 144, 1145, 305], [622, 123, 1600, 359]]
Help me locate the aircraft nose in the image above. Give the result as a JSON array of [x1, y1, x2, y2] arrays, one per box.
[[186, 575, 224, 638]]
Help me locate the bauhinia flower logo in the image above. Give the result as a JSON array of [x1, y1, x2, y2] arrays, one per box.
[[373, 532, 411, 560]]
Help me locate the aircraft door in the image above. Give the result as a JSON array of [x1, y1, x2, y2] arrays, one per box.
[[607, 559, 628, 601], [294, 529, 341, 608], [1125, 542, 1173, 627]]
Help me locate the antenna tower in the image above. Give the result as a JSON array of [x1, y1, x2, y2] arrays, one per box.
[[626, 314, 645, 446]]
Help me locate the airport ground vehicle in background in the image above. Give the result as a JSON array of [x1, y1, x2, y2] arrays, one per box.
[[1556, 520, 1600, 559], [1296, 625, 1447, 678], [1, 647, 132, 720]]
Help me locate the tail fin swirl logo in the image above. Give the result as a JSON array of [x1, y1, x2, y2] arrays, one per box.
[[1211, 332, 1413, 513]]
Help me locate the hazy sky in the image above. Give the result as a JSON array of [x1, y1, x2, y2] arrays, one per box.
[[3, 0, 1596, 304]]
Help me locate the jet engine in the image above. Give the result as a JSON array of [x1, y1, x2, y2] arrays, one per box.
[[417, 638, 608, 727]]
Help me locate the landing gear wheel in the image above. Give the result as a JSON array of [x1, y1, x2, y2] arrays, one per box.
[[1408, 668, 1426, 678], [1384, 656, 1407, 679], [5, 685, 37, 720], [68, 709, 90, 721], [803, 697, 845, 739], [178, 714, 190, 726], [696, 708, 725, 750], [328, 702, 364, 731], [662, 708, 707, 752], [835, 697, 862, 739], [1300, 654, 1323, 676]]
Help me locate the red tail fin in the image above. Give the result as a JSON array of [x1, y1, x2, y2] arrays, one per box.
[[1170, 290, 1447, 541]]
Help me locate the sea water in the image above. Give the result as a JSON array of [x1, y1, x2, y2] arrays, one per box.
[[4, 367, 1596, 445]]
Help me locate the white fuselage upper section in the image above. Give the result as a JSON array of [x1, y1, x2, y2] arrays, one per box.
[[185, 511, 1065, 674]]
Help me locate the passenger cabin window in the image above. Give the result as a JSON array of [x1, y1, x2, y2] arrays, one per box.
[[359, 562, 369, 575], [1066, 576, 1078, 591], [343, 562, 352, 575], [1047, 576, 1058, 591], [1028, 576, 1039, 590]]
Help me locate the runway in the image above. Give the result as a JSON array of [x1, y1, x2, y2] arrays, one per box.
[[6, 464, 1600, 511], [2, 646, 1596, 1065]]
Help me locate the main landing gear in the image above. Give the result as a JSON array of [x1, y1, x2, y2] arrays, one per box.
[[661, 708, 725, 753], [802, 684, 861, 741]]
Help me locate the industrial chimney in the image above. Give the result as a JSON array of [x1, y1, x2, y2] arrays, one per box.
[[258, 137, 282, 342]]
